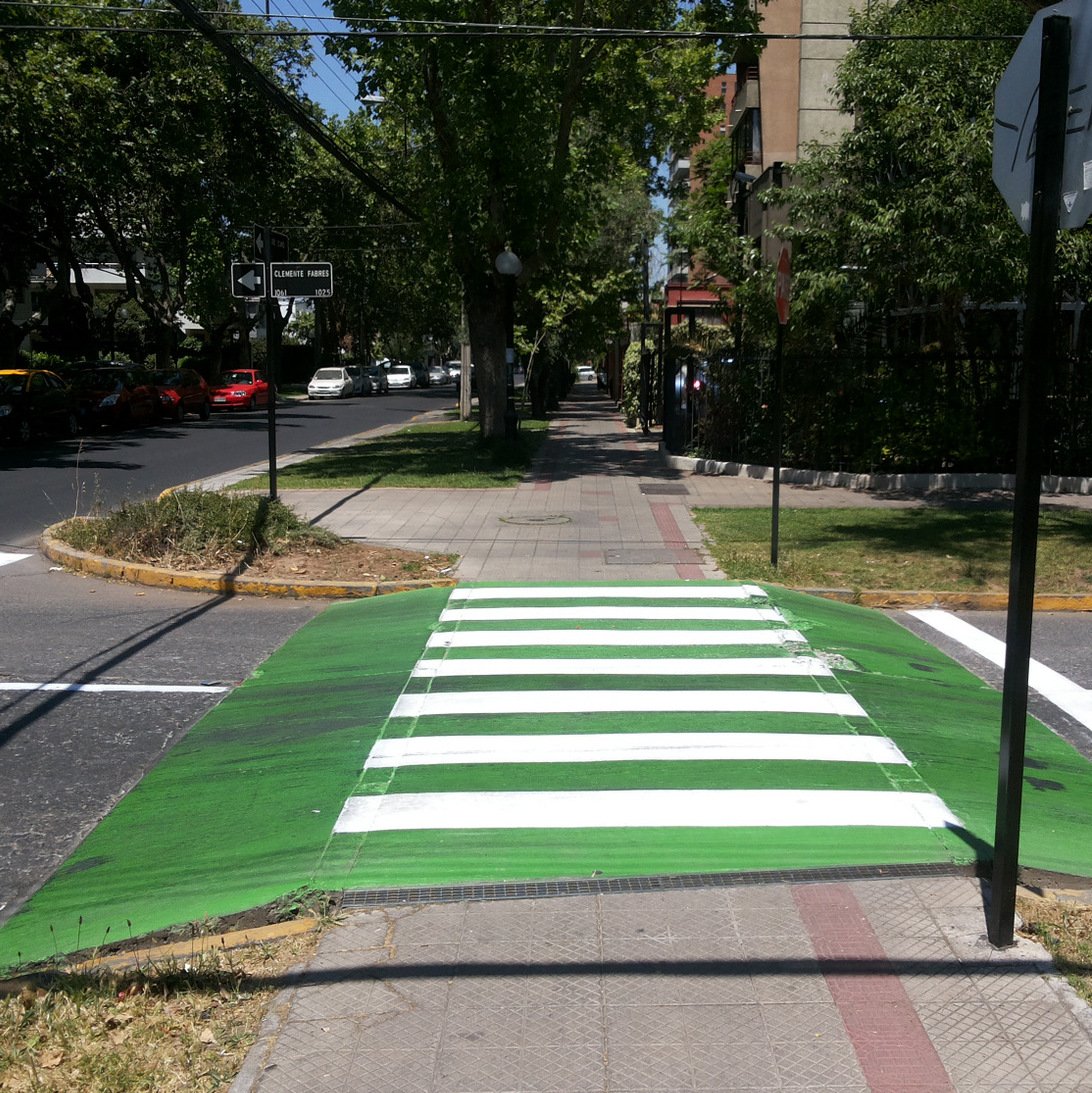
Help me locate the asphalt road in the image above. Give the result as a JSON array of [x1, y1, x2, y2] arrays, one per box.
[[0, 385, 454, 926], [0, 386, 456, 549]]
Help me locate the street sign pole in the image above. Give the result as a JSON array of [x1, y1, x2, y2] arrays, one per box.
[[771, 246, 791, 568], [263, 226, 279, 503], [988, 14, 1070, 949]]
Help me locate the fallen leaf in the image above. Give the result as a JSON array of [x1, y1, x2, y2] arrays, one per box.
[[38, 1048, 64, 1069]]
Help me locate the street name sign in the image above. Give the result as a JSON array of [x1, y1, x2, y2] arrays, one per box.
[[993, 0, 1092, 233], [269, 262, 334, 299], [230, 262, 265, 299], [253, 227, 289, 262]]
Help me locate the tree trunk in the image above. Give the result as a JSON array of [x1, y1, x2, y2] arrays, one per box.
[[463, 275, 509, 441]]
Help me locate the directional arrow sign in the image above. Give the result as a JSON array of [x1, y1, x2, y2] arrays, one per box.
[[269, 262, 334, 299], [230, 262, 266, 299]]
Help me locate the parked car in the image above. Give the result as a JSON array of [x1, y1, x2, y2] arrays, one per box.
[[0, 369, 82, 443], [428, 362, 451, 386], [151, 367, 210, 421], [345, 364, 371, 396], [72, 365, 161, 429], [386, 362, 416, 390], [453, 364, 477, 397], [209, 368, 272, 411], [409, 361, 430, 387], [367, 364, 389, 394], [576, 365, 596, 383], [307, 366, 356, 400]]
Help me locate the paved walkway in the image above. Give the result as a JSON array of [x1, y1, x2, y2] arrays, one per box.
[[231, 390, 1092, 1092]]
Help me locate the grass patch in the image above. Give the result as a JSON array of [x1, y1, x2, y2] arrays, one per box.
[[692, 507, 1092, 593], [233, 418, 549, 490], [55, 491, 339, 571], [0, 929, 323, 1092], [1018, 895, 1092, 1007]]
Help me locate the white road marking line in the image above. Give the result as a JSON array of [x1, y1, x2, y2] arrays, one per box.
[[364, 732, 911, 769], [448, 585, 768, 601], [0, 682, 230, 694], [412, 656, 832, 679], [427, 628, 808, 649], [391, 690, 867, 718], [0, 552, 31, 567], [334, 789, 959, 833], [440, 606, 786, 623], [909, 609, 1092, 732]]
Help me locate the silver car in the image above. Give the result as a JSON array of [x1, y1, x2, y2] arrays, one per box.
[[307, 367, 355, 399]]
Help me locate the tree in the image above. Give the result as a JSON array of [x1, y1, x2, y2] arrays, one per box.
[[328, 0, 757, 439], [0, 1, 310, 365]]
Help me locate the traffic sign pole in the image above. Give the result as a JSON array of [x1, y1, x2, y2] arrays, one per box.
[[988, 14, 1070, 950], [263, 226, 279, 503], [771, 246, 791, 569]]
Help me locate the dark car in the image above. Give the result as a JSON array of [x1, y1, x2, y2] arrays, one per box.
[[367, 364, 389, 394], [151, 367, 211, 421], [0, 369, 82, 444], [72, 365, 161, 429]]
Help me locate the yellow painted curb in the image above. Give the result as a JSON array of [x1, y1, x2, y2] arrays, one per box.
[[803, 588, 1092, 612], [69, 919, 323, 974], [40, 523, 456, 600]]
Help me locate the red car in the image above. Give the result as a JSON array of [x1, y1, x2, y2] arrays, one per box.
[[71, 365, 160, 429], [209, 368, 272, 411], [151, 367, 211, 421]]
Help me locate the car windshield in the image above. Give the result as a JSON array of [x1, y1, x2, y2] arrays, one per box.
[[313, 369, 343, 380], [0, 376, 19, 396], [77, 371, 125, 391], [390, 365, 410, 374], [151, 371, 180, 385], [221, 372, 255, 385]]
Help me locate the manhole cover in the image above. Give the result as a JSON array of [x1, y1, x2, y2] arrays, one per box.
[[499, 513, 572, 526]]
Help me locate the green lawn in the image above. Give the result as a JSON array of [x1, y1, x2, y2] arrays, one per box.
[[235, 418, 549, 490], [693, 506, 1092, 593]]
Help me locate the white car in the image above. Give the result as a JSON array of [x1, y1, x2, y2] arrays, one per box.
[[386, 363, 416, 390], [307, 367, 355, 399], [576, 366, 596, 383]]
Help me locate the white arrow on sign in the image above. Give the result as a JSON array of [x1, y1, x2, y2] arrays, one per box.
[[238, 269, 260, 292]]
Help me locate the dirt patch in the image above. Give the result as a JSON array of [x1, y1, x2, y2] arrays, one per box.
[[237, 541, 458, 583]]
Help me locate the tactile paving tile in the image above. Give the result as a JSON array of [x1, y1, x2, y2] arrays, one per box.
[[934, 1037, 1037, 1088], [769, 1037, 868, 1089]]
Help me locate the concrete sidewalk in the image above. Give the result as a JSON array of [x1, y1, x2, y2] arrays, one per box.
[[232, 390, 1092, 1092]]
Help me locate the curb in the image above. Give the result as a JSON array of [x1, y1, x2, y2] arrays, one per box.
[[663, 448, 1092, 496], [41, 527, 1092, 609], [800, 587, 1092, 612], [40, 524, 456, 600]]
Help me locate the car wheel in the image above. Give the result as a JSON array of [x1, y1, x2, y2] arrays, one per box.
[[172, 403, 184, 423], [16, 417, 32, 444], [64, 413, 81, 438], [246, 397, 255, 411], [199, 401, 211, 421]]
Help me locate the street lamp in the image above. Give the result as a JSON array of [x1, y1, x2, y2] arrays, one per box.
[[495, 245, 522, 441]]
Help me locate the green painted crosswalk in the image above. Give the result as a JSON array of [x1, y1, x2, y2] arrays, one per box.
[[327, 583, 965, 878], [6, 581, 1092, 972]]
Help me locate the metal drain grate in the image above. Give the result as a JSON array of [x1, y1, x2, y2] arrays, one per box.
[[499, 513, 573, 525], [340, 862, 977, 909], [639, 483, 690, 495]]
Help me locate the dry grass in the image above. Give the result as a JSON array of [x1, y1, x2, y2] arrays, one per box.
[[1018, 893, 1092, 1007], [0, 929, 322, 1092]]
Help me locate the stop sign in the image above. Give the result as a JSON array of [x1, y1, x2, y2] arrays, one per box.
[[775, 246, 791, 326], [993, 0, 1092, 233]]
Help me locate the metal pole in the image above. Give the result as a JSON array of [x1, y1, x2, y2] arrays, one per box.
[[641, 237, 651, 434], [771, 321, 785, 568], [263, 226, 279, 503], [987, 13, 1069, 949]]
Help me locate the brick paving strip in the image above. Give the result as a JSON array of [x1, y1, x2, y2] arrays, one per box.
[[793, 883, 955, 1091]]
